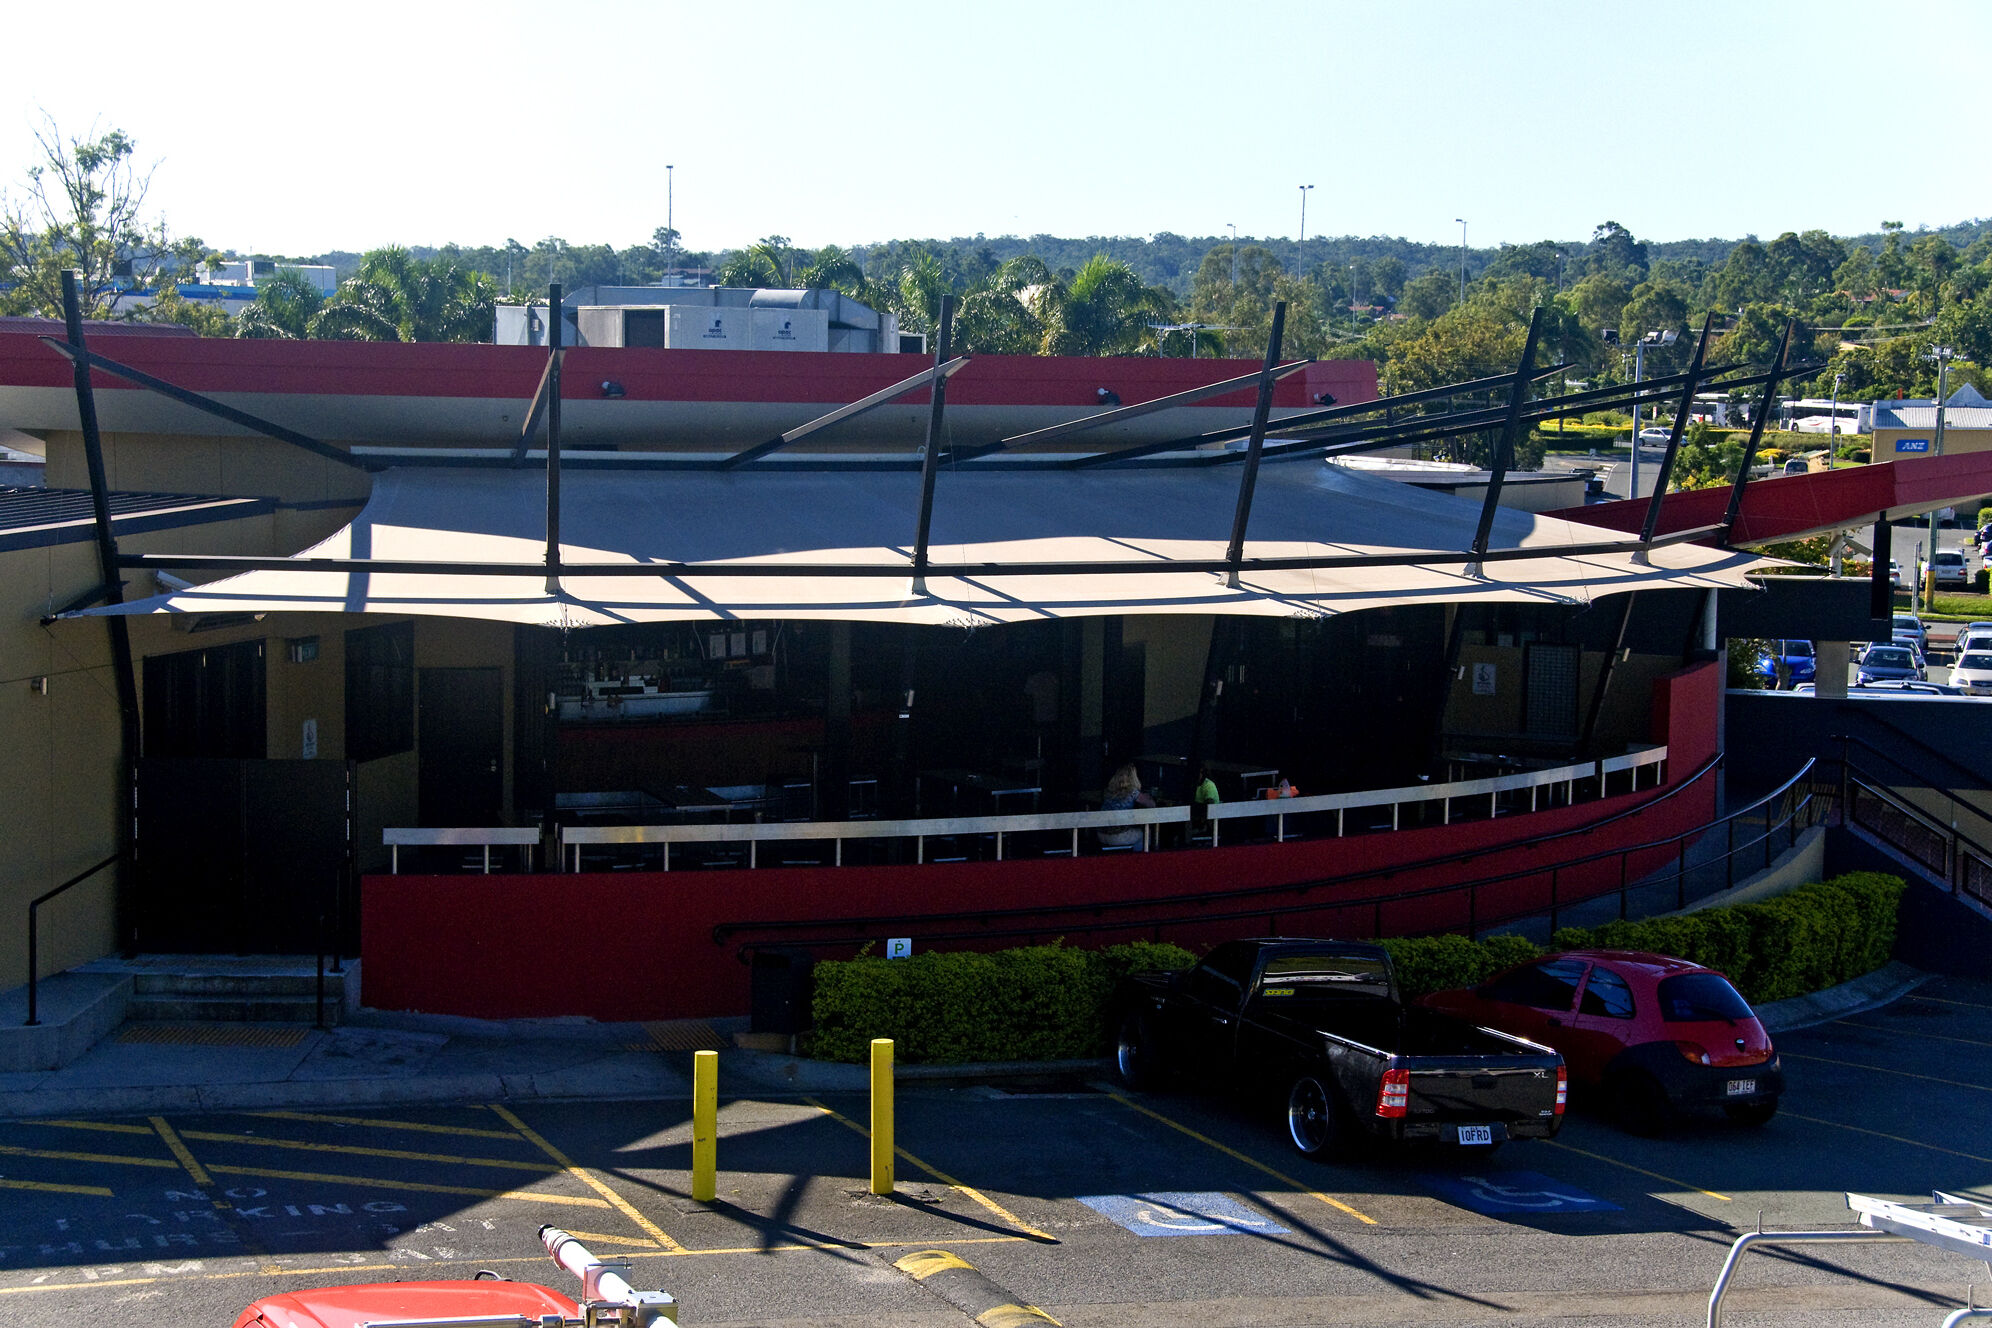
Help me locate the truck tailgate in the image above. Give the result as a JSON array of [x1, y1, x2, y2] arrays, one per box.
[[1406, 1059, 1560, 1123]]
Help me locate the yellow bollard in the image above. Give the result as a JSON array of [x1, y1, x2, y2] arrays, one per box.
[[869, 1037, 894, 1195], [691, 1049, 717, 1203]]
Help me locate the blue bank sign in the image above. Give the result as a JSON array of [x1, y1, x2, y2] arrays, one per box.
[[1896, 438, 1931, 453]]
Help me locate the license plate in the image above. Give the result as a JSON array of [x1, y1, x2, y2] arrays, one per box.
[[1726, 1079, 1756, 1096], [1457, 1124, 1494, 1145]]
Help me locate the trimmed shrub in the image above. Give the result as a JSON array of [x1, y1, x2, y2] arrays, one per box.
[[808, 941, 1194, 1064], [1552, 872, 1904, 1003], [1380, 933, 1541, 1000]]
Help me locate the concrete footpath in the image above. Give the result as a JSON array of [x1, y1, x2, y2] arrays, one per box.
[[0, 963, 1928, 1120]]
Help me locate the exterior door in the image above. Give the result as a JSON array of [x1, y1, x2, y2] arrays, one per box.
[[419, 668, 504, 827]]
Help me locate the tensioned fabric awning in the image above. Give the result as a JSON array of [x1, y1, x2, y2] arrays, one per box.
[[82, 459, 1768, 628]]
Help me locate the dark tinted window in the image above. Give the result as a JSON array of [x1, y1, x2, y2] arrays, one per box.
[[1657, 973, 1752, 1022], [347, 621, 415, 762], [1483, 959, 1587, 1011], [1187, 942, 1255, 1007], [1257, 953, 1392, 1002], [1579, 966, 1636, 1019]]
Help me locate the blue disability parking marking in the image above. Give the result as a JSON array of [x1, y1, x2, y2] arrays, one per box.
[[1417, 1170, 1620, 1215], [1076, 1191, 1290, 1237]]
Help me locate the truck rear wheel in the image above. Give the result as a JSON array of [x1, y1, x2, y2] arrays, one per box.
[[1115, 1013, 1165, 1091], [1286, 1074, 1342, 1158]]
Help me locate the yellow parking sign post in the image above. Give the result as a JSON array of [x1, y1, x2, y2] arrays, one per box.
[[691, 1049, 717, 1202], [870, 1038, 894, 1195]]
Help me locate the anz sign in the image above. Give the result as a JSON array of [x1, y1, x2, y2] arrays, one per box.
[[1896, 438, 1931, 453]]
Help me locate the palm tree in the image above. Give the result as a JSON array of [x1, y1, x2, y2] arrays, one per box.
[[314, 247, 495, 343], [235, 268, 328, 339], [1040, 255, 1171, 356]]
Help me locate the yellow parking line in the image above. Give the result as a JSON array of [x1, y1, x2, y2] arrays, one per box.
[[1107, 1092, 1379, 1226], [1833, 1021, 1992, 1049], [246, 1110, 524, 1140], [34, 1119, 155, 1136], [150, 1117, 213, 1187], [488, 1104, 684, 1252], [1539, 1138, 1731, 1202], [1903, 993, 1992, 1009], [803, 1096, 1058, 1243], [177, 1129, 559, 1174], [0, 1234, 1043, 1298], [1784, 1051, 1992, 1093], [558, 1229, 663, 1248], [1783, 1110, 1992, 1165], [0, 1177, 114, 1197], [203, 1162, 611, 1208], [0, 1142, 177, 1169]]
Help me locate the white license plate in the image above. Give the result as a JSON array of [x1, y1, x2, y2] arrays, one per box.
[[1457, 1124, 1494, 1145], [1726, 1079, 1756, 1097]]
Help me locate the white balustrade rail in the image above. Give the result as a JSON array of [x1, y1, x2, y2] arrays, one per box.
[[384, 826, 540, 874], [536, 745, 1667, 873]]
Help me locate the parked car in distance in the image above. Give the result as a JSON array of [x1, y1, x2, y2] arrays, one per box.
[[1933, 548, 1970, 587], [1951, 651, 1992, 697], [1421, 951, 1783, 1132], [1790, 680, 1962, 698], [1115, 939, 1566, 1157], [1891, 613, 1927, 651], [1781, 457, 1810, 476], [1858, 643, 1926, 684], [1756, 639, 1816, 687], [1890, 560, 1902, 586]]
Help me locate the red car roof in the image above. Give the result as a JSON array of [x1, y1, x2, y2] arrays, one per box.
[[239, 1279, 579, 1328], [1552, 949, 1717, 979]]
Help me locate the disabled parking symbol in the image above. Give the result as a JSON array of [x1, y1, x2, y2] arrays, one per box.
[[1417, 1169, 1619, 1215], [1076, 1191, 1289, 1237]]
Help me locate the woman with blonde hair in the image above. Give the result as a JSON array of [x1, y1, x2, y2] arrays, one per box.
[[1098, 762, 1155, 850]]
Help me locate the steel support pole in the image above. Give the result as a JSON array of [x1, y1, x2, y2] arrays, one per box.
[[1722, 320, 1796, 540], [1637, 314, 1715, 555], [909, 296, 956, 596], [60, 271, 140, 945], [1223, 301, 1287, 589], [1466, 305, 1547, 573], [544, 284, 564, 595]]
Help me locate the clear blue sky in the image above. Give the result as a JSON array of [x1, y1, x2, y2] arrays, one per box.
[[8, 0, 1990, 258]]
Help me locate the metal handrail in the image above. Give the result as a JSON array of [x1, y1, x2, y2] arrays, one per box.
[[1833, 734, 1992, 843], [710, 754, 1761, 948], [25, 853, 119, 1027], [552, 746, 1667, 873], [384, 827, 540, 874], [1841, 760, 1992, 901]]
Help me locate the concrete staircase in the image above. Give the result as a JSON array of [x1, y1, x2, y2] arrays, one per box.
[[77, 955, 360, 1027]]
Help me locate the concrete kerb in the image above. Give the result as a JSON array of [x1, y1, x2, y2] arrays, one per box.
[[1752, 960, 1929, 1033]]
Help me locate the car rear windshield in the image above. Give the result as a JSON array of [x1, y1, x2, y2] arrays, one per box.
[[1780, 641, 1814, 657], [1959, 654, 1992, 670], [1255, 953, 1392, 1002], [1937, 552, 1965, 565], [1657, 973, 1753, 1022], [1867, 648, 1911, 665]]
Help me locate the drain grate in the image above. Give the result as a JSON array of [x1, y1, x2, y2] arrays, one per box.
[[627, 1020, 728, 1052], [118, 1023, 312, 1048]]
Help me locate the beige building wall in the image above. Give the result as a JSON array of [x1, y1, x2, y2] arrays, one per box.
[[1870, 426, 1992, 461]]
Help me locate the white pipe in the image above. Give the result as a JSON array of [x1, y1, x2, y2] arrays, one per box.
[[540, 1226, 637, 1305]]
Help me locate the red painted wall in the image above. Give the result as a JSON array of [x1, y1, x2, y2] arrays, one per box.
[[363, 663, 1723, 1021]]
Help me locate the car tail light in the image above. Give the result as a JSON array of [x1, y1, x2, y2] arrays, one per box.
[[1674, 1040, 1712, 1066], [1376, 1066, 1410, 1118], [1554, 1063, 1568, 1115]]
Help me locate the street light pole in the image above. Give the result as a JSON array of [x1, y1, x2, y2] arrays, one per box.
[[1827, 370, 1843, 470], [1924, 346, 1953, 608], [1227, 222, 1238, 287], [1298, 186, 1314, 273], [1454, 218, 1467, 304], [664, 164, 675, 284]]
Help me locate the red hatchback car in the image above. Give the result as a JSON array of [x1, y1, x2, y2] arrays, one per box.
[[1421, 950, 1783, 1131]]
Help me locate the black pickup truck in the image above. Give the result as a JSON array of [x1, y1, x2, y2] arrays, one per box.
[[1115, 938, 1567, 1157]]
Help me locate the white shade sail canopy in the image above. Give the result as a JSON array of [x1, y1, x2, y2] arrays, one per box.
[[83, 458, 1767, 628]]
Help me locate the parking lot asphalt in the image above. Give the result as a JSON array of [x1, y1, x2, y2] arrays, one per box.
[[2, 976, 1988, 1328]]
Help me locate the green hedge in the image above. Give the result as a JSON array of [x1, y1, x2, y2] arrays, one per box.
[[807, 941, 1195, 1064], [1379, 933, 1542, 1001], [805, 873, 1904, 1063], [1552, 872, 1904, 1003]]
